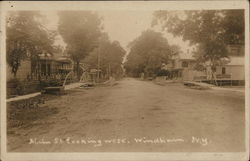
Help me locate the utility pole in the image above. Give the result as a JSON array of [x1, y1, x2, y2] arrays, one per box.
[[108, 63, 111, 79], [97, 47, 100, 83]]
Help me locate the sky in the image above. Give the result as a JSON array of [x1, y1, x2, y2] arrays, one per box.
[[42, 11, 193, 58]]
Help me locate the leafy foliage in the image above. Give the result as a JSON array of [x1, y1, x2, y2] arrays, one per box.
[[84, 34, 126, 78], [6, 11, 55, 77], [153, 10, 244, 74], [153, 10, 244, 45], [58, 11, 103, 78], [124, 30, 178, 77], [7, 78, 41, 96]]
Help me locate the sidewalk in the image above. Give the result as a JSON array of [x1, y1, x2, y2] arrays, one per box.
[[7, 82, 85, 102], [7, 92, 41, 103], [183, 81, 215, 88], [211, 86, 245, 93], [64, 82, 85, 90], [183, 81, 245, 93]]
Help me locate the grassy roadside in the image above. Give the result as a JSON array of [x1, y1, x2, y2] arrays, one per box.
[[7, 94, 61, 133]]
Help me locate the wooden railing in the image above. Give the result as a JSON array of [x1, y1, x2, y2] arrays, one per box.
[[216, 74, 231, 79]]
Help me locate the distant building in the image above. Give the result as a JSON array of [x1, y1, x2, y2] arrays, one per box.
[[162, 44, 245, 85], [213, 44, 245, 85], [162, 50, 205, 81]]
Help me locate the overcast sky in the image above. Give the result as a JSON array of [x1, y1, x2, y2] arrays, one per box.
[[42, 11, 193, 57]]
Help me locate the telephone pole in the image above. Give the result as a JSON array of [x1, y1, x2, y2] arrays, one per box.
[[97, 47, 100, 83]]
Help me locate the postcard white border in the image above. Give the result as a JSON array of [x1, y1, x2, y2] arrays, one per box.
[[0, 1, 249, 161]]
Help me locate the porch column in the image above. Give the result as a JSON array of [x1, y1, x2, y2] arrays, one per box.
[[38, 62, 41, 80], [45, 60, 47, 77]]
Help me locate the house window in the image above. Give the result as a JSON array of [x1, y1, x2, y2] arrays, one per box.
[[182, 61, 188, 68], [222, 67, 226, 75], [230, 46, 241, 56]]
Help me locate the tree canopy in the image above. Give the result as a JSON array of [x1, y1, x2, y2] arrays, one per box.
[[153, 9, 244, 74], [124, 30, 178, 77], [84, 33, 126, 78], [58, 11, 103, 78], [58, 11, 102, 62], [153, 10, 244, 45], [6, 11, 56, 77]]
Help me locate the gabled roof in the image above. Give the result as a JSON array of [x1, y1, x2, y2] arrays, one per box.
[[55, 57, 71, 63], [38, 51, 53, 60]]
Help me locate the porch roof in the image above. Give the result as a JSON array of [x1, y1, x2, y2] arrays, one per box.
[[55, 57, 72, 63]]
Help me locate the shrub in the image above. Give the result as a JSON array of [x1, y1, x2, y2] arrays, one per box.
[[7, 79, 41, 97], [7, 78, 25, 95], [157, 69, 170, 76], [39, 79, 63, 89]]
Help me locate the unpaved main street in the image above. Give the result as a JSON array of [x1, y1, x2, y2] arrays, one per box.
[[7, 78, 245, 152]]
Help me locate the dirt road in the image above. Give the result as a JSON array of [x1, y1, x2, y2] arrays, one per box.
[[7, 78, 245, 152]]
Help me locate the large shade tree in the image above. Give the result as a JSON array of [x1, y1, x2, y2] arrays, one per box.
[[58, 11, 103, 79], [6, 11, 55, 78], [153, 10, 245, 80], [124, 30, 178, 77], [84, 33, 126, 79]]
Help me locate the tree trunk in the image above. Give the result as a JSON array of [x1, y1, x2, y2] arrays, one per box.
[[12, 66, 18, 78], [211, 64, 218, 86], [76, 61, 80, 80], [13, 71, 17, 78]]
